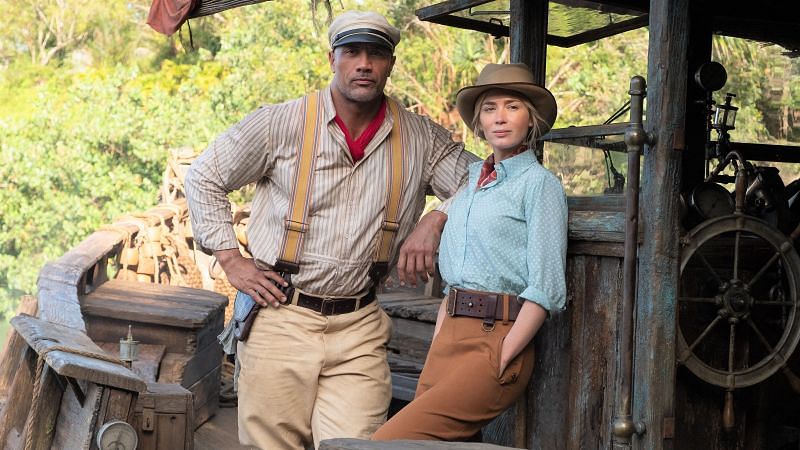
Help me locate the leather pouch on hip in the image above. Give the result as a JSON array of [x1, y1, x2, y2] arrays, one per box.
[[233, 291, 260, 342]]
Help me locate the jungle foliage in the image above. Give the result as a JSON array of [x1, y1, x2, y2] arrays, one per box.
[[0, 0, 798, 316]]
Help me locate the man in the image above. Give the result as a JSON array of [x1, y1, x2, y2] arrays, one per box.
[[185, 10, 477, 450]]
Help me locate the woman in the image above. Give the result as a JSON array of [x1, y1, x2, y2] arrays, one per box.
[[373, 63, 567, 441]]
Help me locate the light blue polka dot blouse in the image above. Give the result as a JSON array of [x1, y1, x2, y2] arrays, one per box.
[[439, 150, 568, 313]]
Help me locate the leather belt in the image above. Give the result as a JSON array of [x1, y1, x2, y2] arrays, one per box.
[[291, 288, 376, 316], [447, 288, 523, 329]]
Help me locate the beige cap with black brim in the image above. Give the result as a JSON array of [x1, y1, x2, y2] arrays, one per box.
[[328, 11, 401, 52], [456, 63, 558, 136]]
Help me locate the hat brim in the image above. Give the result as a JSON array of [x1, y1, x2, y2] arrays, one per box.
[[332, 33, 394, 51], [456, 82, 557, 136]]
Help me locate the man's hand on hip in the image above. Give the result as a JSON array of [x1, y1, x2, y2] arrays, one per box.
[[396, 211, 447, 288], [214, 248, 289, 308]]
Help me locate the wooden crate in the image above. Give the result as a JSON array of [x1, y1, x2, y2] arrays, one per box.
[[133, 382, 194, 450], [83, 279, 228, 427]]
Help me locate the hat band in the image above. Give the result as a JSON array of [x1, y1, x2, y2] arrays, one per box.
[[332, 27, 394, 49]]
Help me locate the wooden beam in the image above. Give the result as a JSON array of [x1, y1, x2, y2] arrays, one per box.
[[632, 0, 689, 448], [552, 0, 647, 15], [415, 0, 494, 20], [424, 15, 508, 37], [551, 15, 648, 48]]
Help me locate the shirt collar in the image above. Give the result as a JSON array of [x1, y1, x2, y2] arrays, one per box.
[[321, 86, 395, 129], [496, 149, 537, 178]]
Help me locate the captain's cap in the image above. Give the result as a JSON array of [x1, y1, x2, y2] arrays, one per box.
[[328, 11, 401, 52]]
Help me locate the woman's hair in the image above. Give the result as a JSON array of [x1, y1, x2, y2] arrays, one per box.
[[471, 90, 546, 147]]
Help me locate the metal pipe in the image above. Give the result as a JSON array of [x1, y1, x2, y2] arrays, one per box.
[[613, 75, 650, 447]]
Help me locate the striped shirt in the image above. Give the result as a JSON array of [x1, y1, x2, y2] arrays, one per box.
[[185, 86, 479, 297]]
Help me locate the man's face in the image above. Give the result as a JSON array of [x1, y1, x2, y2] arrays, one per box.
[[328, 43, 396, 104]]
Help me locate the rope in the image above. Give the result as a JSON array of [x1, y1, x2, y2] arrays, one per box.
[[23, 345, 121, 450]]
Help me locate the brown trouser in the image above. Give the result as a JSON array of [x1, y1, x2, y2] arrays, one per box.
[[237, 301, 393, 449], [372, 311, 535, 441]]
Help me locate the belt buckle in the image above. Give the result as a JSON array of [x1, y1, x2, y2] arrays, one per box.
[[320, 297, 336, 315], [446, 289, 457, 316]]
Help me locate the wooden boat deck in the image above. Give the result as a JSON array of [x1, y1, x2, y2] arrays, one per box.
[[195, 406, 251, 450]]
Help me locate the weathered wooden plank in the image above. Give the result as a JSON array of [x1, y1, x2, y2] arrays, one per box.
[[0, 346, 36, 450], [11, 314, 146, 392], [567, 241, 624, 258], [36, 205, 183, 331], [528, 256, 578, 450], [389, 371, 420, 403], [158, 343, 222, 387], [82, 279, 228, 328], [195, 406, 248, 450], [37, 230, 128, 331], [0, 295, 38, 399], [86, 314, 223, 355], [99, 342, 166, 383], [321, 439, 523, 450], [632, 1, 689, 448], [568, 195, 625, 212], [133, 382, 194, 450], [188, 365, 221, 428], [387, 317, 435, 368], [569, 211, 625, 242], [96, 388, 136, 429], [26, 364, 64, 450], [566, 256, 600, 448], [675, 361, 779, 450], [51, 382, 104, 450], [381, 300, 442, 324]]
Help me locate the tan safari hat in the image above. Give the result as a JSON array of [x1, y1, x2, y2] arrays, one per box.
[[456, 63, 558, 135], [328, 11, 401, 52]]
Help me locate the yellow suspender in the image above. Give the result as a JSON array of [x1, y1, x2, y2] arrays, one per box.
[[275, 91, 321, 274], [275, 93, 404, 281], [372, 100, 404, 278]]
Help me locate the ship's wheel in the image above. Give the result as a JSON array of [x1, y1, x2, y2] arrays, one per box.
[[677, 214, 800, 389]]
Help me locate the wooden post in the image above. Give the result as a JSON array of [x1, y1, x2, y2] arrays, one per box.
[[681, 3, 714, 193], [510, 0, 548, 165], [510, 0, 547, 83], [632, 0, 689, 449]]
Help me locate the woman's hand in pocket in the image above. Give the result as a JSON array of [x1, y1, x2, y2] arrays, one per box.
[[498, 339, 515, 377]]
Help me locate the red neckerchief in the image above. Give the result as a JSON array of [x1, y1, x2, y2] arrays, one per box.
[[477, 146, 527, 188], [334, 99, 387, 162]]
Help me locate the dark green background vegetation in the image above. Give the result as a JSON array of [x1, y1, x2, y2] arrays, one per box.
[[1, 0, 798, 319]]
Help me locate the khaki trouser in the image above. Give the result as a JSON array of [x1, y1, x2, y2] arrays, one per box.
[[237, 300, 393, 450], [372, 313, 535, 441]]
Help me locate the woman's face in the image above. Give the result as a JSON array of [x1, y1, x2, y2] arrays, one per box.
[[478, 90, 533, 153]]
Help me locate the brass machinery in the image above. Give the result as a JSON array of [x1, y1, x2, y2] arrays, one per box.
[[678, 62, 800, 431]]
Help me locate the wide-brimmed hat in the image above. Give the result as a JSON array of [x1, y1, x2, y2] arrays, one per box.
[[328, 11, 401, 52], [456, 63, 557, 135]]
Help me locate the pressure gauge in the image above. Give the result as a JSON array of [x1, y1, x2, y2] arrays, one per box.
[[689, 182, 734, 220], [96, 420, 138, 450]]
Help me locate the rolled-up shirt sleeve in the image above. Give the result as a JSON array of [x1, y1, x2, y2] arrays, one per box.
[[520, 174, 568, 313], [184, 106, 273, 252]]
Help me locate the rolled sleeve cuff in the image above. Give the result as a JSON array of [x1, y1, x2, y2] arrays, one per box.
[[195, 226, 239, 253], [520, 286, 560, 316], [435, 196, 454, 215]]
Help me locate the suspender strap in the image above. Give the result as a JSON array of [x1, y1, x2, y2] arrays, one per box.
[[369, 99, 405, 282], [274, 92, 405, 281], [275, 91, 321, 274]]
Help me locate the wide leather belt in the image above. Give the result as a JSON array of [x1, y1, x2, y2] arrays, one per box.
[[291, 288, 376, 316], [446, 288, 523, 328]]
